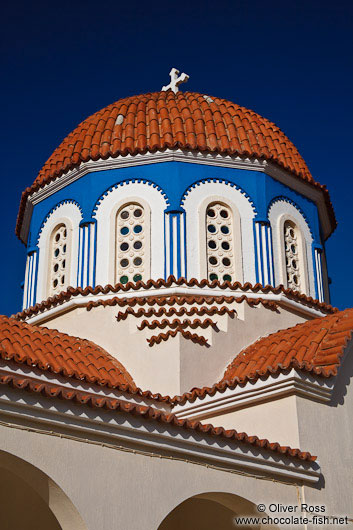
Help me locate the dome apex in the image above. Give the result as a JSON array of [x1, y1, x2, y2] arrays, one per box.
[[35, 90, 313, 187]]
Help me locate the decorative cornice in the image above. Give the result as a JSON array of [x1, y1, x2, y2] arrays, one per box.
[[116, 305, 238, 321], [0, 370, 320, 478], [0, 359, 170, 408], [147, 328, 209, 347], [13, 277, 337, 323], [172, 369, 334, 418]]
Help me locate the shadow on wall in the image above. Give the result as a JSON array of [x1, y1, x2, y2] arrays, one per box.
[[0, 450, 87, 530], [331, 339, 353, 408], [158, 491, 279, 530]]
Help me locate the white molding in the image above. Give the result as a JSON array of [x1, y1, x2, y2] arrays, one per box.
[[19, 150, 334, 243], [94, 183, 166, 286], [23, 285, 331, 325], [0, 361, 169, 412], [172, 369, 334, 420], [36, 203, 82, 303], [183, 185, 255, 284], [269, 200, 315, 298], [0, 384, 320, 483]]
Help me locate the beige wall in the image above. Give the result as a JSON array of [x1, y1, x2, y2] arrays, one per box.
[[204, 395, 300, 448], [0, 419, 302, 530], [298, 347, 353, 521], [39, 301, 308, 396]]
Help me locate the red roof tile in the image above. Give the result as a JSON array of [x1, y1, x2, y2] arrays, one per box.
[[173, 308, 353, 404], [147, 328, 209, 348], [0, 370, 315, 462], [0, 314, 136, 389], [16, 91, 336, 238], [12, 276, 336, 321], [222, 308, 353, 382]]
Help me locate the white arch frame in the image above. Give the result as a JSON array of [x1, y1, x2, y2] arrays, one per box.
[[182, 182, 256, 284], [94, 182, 167, 285], [268, 199, 314, 297], [158, 491, 279, 529], [0, 450, 88, 530], [37, 202, 82, 302]]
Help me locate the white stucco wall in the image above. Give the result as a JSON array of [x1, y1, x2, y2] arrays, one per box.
[[0, 410, 304, 530], [40, 301, 308, 396]]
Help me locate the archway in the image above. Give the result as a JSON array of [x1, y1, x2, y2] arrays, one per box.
[[158, 492, 279, 530], [0, 450, 87, 530]]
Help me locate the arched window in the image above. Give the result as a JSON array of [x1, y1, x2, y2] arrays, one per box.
[[206, 202, 236, 283], [116, 202, 147, 284], [49, 224, 69, 296], [284, 220, 301, 290]]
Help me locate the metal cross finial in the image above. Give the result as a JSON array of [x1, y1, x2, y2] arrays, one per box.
[[162, 68, 189, 94]]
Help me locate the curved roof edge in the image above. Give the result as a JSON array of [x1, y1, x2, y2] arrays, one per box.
[[172, 307, 353, 404], [15, 91, 337, 239]]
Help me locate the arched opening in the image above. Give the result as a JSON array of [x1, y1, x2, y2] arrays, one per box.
[[158, 492, 279, 530], [0, 451, 87, 530]]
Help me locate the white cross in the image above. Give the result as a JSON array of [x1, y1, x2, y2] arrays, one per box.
[[162, 68, 189, 94]]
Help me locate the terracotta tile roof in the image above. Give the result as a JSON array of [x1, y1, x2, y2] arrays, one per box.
[[0, 370, 315, 462], [12, 276, 336, 321], [0, 313, 137, 389], [222, 308, 353, 381], [173, 308, 353, 404], [16, 91, 336, 238]]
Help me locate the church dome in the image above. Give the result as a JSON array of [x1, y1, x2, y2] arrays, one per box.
[[17, 90, 336, 239], [34, 91, 313, 187]]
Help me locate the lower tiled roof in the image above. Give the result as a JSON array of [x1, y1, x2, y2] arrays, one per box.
[[0, 314, 136, 389], [174, 308, 353, 403], [222, 308, 353, 382], [0, 370, 315, 462]]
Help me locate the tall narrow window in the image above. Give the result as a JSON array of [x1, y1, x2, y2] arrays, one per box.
[[116, 203, 146, 284], [284, 220, 301, 290], [49, 224, 68, 296], [206, 202, 235, 283]]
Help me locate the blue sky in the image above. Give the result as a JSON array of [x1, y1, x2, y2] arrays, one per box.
[[1, 0, 352, 315]]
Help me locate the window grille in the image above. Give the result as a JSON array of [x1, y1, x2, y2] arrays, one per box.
[[206, 203, 235, 283], [116, 203, 146, 284], [49, 224, 68, 295], [284, 221, 301, 290]]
